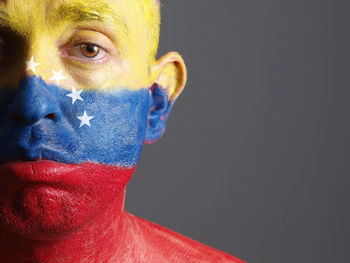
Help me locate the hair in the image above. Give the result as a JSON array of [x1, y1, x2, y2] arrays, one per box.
[[141, 0, 161, 61]]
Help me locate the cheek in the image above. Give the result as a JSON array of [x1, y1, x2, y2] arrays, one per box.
[[60, 87, 152, 166]]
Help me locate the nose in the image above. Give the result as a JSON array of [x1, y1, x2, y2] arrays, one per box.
[[8, 76, 62, 125]]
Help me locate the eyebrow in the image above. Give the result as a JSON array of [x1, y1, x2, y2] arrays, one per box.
[[47, 1, 128, 35]]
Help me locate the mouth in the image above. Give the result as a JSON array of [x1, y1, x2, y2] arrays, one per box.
[[0, 160, 83, 187], [0, 159, 135, 187]]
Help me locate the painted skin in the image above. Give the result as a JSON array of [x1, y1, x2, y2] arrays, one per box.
[[0, 0, 244, 262]]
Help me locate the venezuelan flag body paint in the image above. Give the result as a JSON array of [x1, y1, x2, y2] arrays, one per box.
[[0, 71, 156, 238]]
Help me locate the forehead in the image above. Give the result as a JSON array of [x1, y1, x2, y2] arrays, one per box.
[[0, 0, 145, 29], [0, 0, 145, 39]]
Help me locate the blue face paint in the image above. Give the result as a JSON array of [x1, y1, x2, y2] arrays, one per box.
[[144, 84, 173, 144], [0, 76, 153, 168]]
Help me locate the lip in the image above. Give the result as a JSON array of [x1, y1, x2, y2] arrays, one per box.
[[0, 160, 83, 186], [0, 160, 136, 190]]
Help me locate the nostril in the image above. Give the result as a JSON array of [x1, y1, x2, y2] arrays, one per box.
[[45, 113, 57, 121], [10, 112, 58, 124]]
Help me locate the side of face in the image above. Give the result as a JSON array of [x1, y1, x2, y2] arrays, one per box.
[[0, 0, 186, 239]]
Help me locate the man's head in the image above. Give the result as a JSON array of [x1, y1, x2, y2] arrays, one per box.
[[0, 0, 186, 239]]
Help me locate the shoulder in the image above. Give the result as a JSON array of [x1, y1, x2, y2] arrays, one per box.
[[122, 212, 246, 263]]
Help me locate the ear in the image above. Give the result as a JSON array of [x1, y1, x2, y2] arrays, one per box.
[[144, 52, 187, 144]]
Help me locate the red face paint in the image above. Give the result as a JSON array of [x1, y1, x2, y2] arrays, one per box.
[[0, 161, 135, 240]]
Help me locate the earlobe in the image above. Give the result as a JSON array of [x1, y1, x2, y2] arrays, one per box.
[[144, 52, 187, 144]]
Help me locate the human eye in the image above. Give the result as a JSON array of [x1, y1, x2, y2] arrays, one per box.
[[66, 42, 108, 62]]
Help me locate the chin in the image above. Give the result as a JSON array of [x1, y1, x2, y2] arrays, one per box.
[[0, 185, 95, 240], [0, 161, 135, 240]]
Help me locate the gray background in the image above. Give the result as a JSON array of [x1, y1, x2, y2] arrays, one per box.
[[125, 1, 350, 262]]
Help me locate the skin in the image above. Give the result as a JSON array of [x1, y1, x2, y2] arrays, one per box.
[[0, 0, 244, 262], [0, 0, 188, 262]]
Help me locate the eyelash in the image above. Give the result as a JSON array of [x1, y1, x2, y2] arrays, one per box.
[[65, 42, 109, 63]]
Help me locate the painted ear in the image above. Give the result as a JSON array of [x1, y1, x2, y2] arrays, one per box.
[[144, 52, 187, 144]]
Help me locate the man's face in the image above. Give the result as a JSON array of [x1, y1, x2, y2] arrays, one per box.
[[0, 0, 186, 239]]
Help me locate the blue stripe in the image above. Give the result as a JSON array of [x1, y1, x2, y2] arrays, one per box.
[[0, 76, 152, 167]]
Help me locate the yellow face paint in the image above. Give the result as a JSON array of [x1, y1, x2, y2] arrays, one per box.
[[0, 0, 160, 90]]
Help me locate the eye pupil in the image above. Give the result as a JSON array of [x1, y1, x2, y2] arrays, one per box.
[[85, 44, 96, 53], [81, 44, 100, 58]]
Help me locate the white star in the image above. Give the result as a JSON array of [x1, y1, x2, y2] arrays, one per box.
[[77, 111, 94, 128], [66, 87, 83, 104], [49, 69, 66, 86], [26, 56, 40, 75]]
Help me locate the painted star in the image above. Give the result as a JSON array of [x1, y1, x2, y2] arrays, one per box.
[[66, 87, 83, 104], [26, 56, 40, 75], [77, 111, 94, 128], [50, 69, 66, 86]]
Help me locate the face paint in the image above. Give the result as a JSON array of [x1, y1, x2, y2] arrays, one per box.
[[0, 0, 184, 252], [0, 76, 152, 166], [0, 74, 153, 237]]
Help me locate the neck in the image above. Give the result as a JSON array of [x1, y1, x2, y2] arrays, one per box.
[[0, 189, 127, 263]]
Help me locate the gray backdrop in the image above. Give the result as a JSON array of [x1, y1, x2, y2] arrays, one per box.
[[125, 1, 350, 262]]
